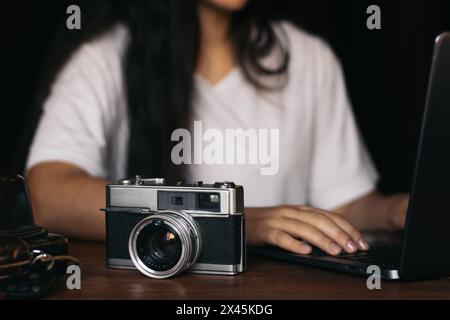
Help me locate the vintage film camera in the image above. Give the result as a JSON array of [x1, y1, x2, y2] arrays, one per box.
[[103, 176, 246, 279]]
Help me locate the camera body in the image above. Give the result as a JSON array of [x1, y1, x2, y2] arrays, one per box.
[[104, 177, 246, 278]]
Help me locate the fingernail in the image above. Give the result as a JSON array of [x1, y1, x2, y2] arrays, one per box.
[[346, 241, 357, 253], [358, 238, 370, 251], [330, 243, 342, 255], [302, 244, 313, 254]]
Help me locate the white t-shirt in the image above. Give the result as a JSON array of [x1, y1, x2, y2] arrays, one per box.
[[26, 22, 378, 210]]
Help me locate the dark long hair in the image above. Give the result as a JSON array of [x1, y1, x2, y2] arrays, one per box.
[[17, 0, 289, 181]]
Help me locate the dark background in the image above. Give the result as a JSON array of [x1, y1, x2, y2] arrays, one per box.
[[1, 0, 450, 194]]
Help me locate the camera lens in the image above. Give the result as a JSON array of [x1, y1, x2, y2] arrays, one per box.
[[129, 211, 201, 279], [151, 230, 178, 261], [136, 222, 182, 272]]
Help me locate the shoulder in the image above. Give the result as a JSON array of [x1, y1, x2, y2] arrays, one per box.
[[44, 24, 130, 129], [273, 21, 342, 79], [56, 23, 129, 86], [48, 24, 130, 118], [80, 23, 129, 61]]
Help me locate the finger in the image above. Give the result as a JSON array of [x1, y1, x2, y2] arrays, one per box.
[[283, 209, 358, 254], [267, 229, 313, 255], [324, 212, 369, 251], [271, 217, 343, 256]]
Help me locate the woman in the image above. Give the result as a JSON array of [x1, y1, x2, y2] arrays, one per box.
[[27, 0, 408, 256]]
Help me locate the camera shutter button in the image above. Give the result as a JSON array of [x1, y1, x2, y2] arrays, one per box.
[[213, 182, 236, 188], [119, 179, 133, 185]]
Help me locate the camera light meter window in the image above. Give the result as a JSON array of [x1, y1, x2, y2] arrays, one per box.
[[209, 194, 219, 203], [197, 193, 220, 211]]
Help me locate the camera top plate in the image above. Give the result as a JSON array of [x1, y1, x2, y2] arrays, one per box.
[[106, 176, 244, 216]]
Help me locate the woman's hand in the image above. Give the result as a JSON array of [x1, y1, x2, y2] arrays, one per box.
[[246, 206, 370, 256]]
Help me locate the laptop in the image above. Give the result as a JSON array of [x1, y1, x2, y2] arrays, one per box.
[[250, 32, 450, 281]]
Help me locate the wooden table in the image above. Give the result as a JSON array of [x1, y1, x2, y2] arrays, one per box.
[[46, 241, 450, 300]]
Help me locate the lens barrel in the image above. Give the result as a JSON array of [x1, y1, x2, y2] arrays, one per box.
[[128, 210, 201, 279]]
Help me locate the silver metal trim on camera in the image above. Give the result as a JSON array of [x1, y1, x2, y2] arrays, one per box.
[[128, 210, 202, 279], [190, 263, 245, 275], [107, 259, 245, 275], [108, 259, 135, 269], [108, 186, 241, 215]]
